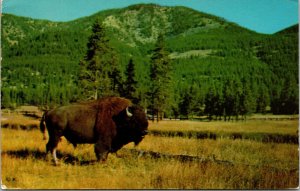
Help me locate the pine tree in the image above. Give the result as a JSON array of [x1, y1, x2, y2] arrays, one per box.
[[179, 87, 193, 119], [149, 34, 172, 122], [223, 79, 235, 121], [256, 83, 270, 113], [279, 77, 299, 114], [78, 19, 121, 100], [204, 86, 223, 120], [123, 58, 138, 103], [179, 85, 200, 119], [239, 79, 256, 120]]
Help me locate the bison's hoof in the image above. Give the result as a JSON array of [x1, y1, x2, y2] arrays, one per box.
[[52, 160, 60, 166]]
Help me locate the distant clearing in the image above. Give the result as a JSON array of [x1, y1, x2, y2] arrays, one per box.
[[169, 49, 213, 59]]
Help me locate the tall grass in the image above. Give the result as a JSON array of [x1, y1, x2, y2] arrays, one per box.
[[1, 119, 299, 189], [131, 135, 298, 170]]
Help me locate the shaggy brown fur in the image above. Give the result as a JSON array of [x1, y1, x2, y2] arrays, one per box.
[[89, 97, 133, 146], [70, 97, 132, 134]]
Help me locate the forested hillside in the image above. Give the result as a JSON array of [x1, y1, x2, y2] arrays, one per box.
[[1, 4, 298, 118]]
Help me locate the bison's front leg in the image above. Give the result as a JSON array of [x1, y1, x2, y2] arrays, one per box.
[[94, 142, 109, 162]]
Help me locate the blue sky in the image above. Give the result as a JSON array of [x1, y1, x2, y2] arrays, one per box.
[[2, 0, 299, 34]]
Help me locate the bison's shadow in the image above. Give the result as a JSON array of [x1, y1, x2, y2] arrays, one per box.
[[4, 148, 97, 166]]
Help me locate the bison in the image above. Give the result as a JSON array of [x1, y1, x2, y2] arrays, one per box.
[[40, 97, 148, 165]]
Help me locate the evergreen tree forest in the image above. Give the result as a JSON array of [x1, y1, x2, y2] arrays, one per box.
[[1, 4, 298, 119]]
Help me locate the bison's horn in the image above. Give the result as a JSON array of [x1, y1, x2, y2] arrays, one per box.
[[126, 107, 133, 117]]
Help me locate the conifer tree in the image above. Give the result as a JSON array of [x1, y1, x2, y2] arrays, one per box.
[[149, 34, 172, 121], [238, 79, 256, 120], [123, 58, 138, 103], [256, 84, 270, 113], [78, 19, 121, 100], [279, 77, 299, 114], [179, 86, 199, 119], [223, 79, 235, 121]]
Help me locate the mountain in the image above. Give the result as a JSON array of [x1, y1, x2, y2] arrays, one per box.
[[1, 4, 298, 115]]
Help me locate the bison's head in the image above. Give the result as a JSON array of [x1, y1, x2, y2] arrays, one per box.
[[112, 105, 148, 151]]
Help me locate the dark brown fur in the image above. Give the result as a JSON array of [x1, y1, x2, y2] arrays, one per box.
[[93, 97, 132, 137]]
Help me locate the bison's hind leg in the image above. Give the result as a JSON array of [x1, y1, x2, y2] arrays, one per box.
[[46, 135, 62, 166]]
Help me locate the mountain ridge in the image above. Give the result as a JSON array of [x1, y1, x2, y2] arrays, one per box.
[[2, 4, 259, 46], [3, 3, 296, 49]]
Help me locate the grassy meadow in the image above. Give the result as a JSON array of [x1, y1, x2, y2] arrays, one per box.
[[1, 114, 299, 189]]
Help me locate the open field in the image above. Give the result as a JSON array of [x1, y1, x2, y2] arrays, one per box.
[[149, 120, 299, 144], [1, 113, 299, 189]]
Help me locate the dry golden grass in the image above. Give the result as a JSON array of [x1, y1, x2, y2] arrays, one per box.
[[132, 135, 298, 170], [148, 120, 298, 135], [1, 119, 299, 189]]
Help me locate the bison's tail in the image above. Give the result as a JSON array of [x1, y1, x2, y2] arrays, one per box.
[[40, 111, 47, 140]]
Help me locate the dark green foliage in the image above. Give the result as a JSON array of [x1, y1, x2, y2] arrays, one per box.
[[78, 19, 121, 99], [121, 58, 139, 104], [1, 4, 298, 117], [179, 87, 194, 118], [149, 34, 173, 121], [179, 85, 203, 119], [257, 32, 299, 114], [278, 77, 299, 114]]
